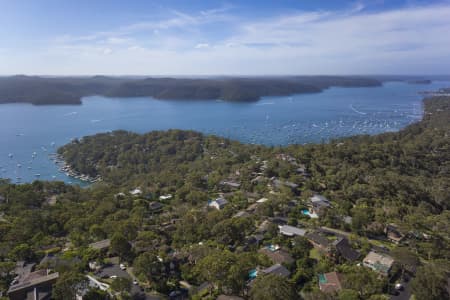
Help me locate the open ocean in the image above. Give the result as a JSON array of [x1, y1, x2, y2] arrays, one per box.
[[0, 81, 448, 184]]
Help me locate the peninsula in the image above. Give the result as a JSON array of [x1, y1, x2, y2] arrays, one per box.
[[0, 75, 382, 105]]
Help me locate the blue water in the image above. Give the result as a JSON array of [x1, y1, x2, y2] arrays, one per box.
[[0, 81, 448, 184]]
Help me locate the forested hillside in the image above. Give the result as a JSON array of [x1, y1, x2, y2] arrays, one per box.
[[0, 75, 381, 105], [1, 96, 449, 300]]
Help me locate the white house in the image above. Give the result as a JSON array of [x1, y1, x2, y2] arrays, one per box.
[[208, 198, 228, 210]]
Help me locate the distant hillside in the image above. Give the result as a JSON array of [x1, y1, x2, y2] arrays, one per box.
[[0, 75, 381, 105]]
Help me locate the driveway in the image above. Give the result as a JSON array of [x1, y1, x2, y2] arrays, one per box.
[[97, 264, 142, 296], [390, 279, 412, 300]]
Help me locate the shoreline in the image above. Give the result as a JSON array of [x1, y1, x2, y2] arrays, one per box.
[[0, 85, 446, 185], [50, 153, 102, 184]]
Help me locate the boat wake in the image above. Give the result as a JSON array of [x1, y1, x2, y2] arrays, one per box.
[[349, 104, 367, 115]]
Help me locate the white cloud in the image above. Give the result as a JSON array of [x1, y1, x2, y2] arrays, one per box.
[[195, 43, 210, 49], [2, 3, 450, 75], [102, 48, 113, 55]]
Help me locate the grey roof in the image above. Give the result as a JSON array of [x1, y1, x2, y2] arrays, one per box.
[[311, 194, 328, 202], [212, 198, 228, 206], [306, 232, 331, 247], [149, 201, 163, 210], [273, 179, 299, 189], [88, 239, 111, 250], [262, 264, 291, 277], [220, 180, 241, 188], [8, 271, 59, 294], [333, 238, 360, 261], [279, 225, 306, 237]]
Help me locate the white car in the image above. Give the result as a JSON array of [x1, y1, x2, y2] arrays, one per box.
[[110, 275, 118, 279], [119, 263, 126, 270], [133, 279, 138, 285]]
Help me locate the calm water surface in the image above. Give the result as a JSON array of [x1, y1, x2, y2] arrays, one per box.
[[0, 81, 448, 184]]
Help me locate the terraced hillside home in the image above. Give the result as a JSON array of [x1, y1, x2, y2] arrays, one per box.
[[8, 269, 59, 300], [308, 194, 331, 216], [363, 251, 395, 276]]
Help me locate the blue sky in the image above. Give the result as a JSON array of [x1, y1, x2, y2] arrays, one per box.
[[0, 0, 449, 75]]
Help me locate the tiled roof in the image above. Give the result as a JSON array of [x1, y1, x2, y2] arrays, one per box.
[[319, 272, 343, 293]]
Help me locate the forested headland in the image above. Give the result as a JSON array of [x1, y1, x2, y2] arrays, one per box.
[[0, 75, 382, 105]]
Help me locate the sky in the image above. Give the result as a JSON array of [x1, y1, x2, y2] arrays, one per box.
[[0, 0, 449, 75]]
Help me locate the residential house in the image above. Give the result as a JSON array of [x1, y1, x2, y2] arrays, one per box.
[[270, 178, 299, 193], [246, 203, 259, 213], [251, 175, 266, 185], [319, 272, 344, 294], [308, 195, 331, 216], [244, 234, 264, 248], [333, 237, 360, 262], [363, 251, 395, 276], [88, 239, 111, 252], [256, 220, 271, 233], [208, 198, 228, 210], [306, 232, 331, 253], [220, 180, 241, 190], [279, 225, 307, 237], [261, 264, 291, 277], [256, 197, 269, 203], [258, 245, 294, 265], [8, 269, 59, 300], [149, 201, 163, 212], [384, 224, 405, 244], [270, 217, 289, 226]]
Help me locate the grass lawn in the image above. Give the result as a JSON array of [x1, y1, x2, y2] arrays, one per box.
[[309, 248, 322, 260], [369, 238, 394, 250]]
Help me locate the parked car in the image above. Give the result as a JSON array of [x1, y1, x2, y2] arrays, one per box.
[[119, 263, 126, 270]]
